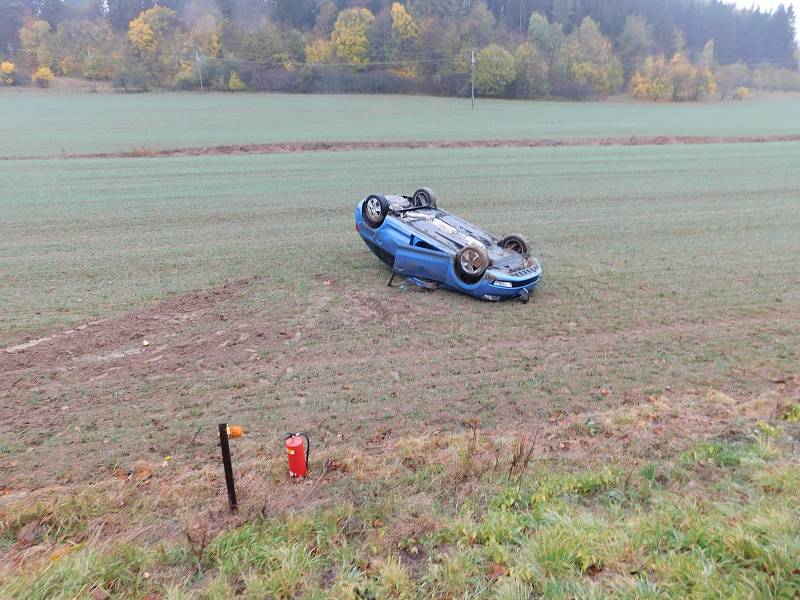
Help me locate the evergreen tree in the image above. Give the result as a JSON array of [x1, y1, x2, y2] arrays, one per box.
[[618, 14, 652, 77], [768, 5, 797, 67]]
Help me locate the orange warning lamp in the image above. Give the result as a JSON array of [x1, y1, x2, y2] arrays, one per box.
[[226, 425, 244, 438]]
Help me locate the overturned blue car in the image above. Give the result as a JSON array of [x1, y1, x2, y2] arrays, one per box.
[[355, 188, 542, 303]]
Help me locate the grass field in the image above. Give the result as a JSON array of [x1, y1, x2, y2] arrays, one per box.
[[3, 91, 800, 157], [1, 92, 799, 598]]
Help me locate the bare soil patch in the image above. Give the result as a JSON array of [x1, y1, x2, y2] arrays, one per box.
[[0, 275, 451, 488], [6, 134, 800, 161], [3, 278, 254, 368], [3, 273, 797, 491]]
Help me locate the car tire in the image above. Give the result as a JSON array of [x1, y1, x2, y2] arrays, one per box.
[[363, 194, 390, 228], [500, 234, 530, 257], [454, 244, 489, 284], [413, 187, 437, 209]]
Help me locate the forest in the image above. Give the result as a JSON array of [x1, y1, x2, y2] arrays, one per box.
[[1, 0, 798, 99]]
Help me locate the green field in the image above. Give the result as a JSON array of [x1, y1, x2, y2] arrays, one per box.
[[3, 141, 800, 340], [3, 91, 800, 157], [2, 92, 799, 598]]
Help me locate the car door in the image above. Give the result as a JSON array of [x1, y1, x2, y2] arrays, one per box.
[[393, 243, 451, 282]]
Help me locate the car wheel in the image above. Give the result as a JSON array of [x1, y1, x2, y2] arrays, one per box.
[[413, 187, 437, 209], [500, 234, 530, 257], [363, 194, 389, 228], [454, 244, 489, 283]]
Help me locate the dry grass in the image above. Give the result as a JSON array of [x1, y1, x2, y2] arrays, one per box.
[[2, 385, 798, 598]]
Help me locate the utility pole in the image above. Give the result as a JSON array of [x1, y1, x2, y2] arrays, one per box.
[[471, 48, 476, 109], [195, 49, 204, 91], [87, 51, 96, 86]]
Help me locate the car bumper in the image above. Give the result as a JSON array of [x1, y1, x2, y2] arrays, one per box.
[[443, 274, 541, 302]]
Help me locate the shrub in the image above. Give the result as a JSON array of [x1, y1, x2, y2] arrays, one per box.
[[228, 70, 246, 91], [713, 63, 800, 96], [733, 86, 750, 100], [32, 66, 54, 87], [715, 62, 750, 98], [112, 59, 151, 91], [1, 61, 15, 85], [751, 65, 800, 92], [174, 68, 199, 90]]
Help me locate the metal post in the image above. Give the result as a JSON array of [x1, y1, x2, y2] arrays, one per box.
[[88, 51, 96, 86], [218, 423, 237, 512], [471, 48, 476, 109]]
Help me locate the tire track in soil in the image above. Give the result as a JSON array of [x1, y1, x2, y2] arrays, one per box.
[[2, 274, 797, 488], [5, 134, 800, 161], [1, 278, 256, 377]]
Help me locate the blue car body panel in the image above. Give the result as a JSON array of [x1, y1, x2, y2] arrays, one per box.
[[355, 196, 542, 301]]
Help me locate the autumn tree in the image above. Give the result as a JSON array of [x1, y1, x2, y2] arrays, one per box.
[[305, 38, 333, 64], [630, 53, 716, 101], [670, 52, 716, 100], [514, 41, 549, 96], [331, 7, 375, 70], [243, 19, 290, 67], [558, 17, 623, 96], [391, 3, 418, 49], [388, 3, 419, 77], [188, 14, 221, 59], [3, 0, 794, 96], [127, 6, 183, 84], [20, 20, 54, 70], [527, 12, 564, 64], [52, 19, 117, 79], [475, 43, 516, 96]]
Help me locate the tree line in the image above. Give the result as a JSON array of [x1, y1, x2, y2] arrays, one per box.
[[1, 0, 798, 99]]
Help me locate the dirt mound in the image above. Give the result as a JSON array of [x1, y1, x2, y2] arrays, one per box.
[[7, 134, 800, 161]]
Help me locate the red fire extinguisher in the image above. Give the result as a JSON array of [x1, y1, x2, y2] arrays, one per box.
[[284, 432, 310, 478]]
